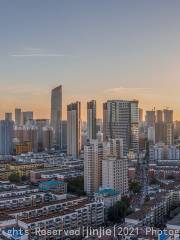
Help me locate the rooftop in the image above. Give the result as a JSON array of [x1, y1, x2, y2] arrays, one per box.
[[126, 192, 170, 220], [39, 180, 65, 186], [20, 199, 96, 224], [3, 196, 85, 214], [96, 188, 119, 197], [0, 213, 14, 222]]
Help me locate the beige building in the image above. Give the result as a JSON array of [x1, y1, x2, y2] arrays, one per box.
[[102, 156, 128, 194], [84, 138, 125, 195], [84, 140, 103, 194]]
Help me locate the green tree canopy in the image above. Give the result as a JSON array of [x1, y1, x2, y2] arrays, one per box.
[[8, 172, 21, 183]]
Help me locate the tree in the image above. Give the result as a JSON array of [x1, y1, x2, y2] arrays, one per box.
[[21, 175, 28, 182], [129, 180, 141, 194], [167, 175, 175, 180], [149, 177, 160, 185], [66, 176, 86, 196], [8, 172, 21, 183], [108, 196, 131, 222], [144, 195, 150, 202]]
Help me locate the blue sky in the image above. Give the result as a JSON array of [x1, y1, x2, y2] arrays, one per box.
[[1, 0, 180, 119]]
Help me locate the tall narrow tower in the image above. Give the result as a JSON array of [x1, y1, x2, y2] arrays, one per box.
[[87, 100, 96, 141], [51, 85, 62, 149], [15, 108, 22, 126], [67, 102, 81, 158]]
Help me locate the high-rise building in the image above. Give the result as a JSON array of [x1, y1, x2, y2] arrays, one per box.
[[0, 120, 14, 156], [96, 118, 103, 133], [84, 138, 124, 195], [97, 131, 103, 143], [102, 156, 128, 194], [14, 126, 24, 143], [5, 112, 12, 121], [155, 122, 165, 143], [155, 110, 164, 143], [87, 100, 96, 141], [61, 120, 67, 150], [163, 109, 174, 145], [42, 126, 53, 150], [51, 85, 62, 149], [148, 127, 155, 144], [165, 123, 174, 145], [15, 108, 22, 125], [84, 140, 103, 194], [23, 111, 33, 125], [154, 109, 174, 144], [103, 138, 124, 158], [174, 121, 180, 139], [36, 119, 49, 151], [156, 110, 163, 123], [67, 102, 81, 158], [23, 126, 38, 152], [145, 110, 156, 127], [103, 100, 139, 155], [81, 130, 88, 149], [139, 108, 143, 122], [163, 109, 173, 123]]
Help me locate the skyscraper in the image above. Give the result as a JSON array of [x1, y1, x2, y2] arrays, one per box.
[[5, 112, 12, 121], [84, 140, 103, 194], [174, 121, 180, 139], [23, 125, 38, 152], [154, 109, 174, 144], [103, 138, 124, 158], [61, 120, 67, 150], [22, 111, 33, 125], [87, 100, 96, 141], [148, 127, 155, 144], [103, 100, 139, 155], [67, 101, 81, 158], [96, 118, 103, 133], [163, 109, 173, 123], [15, 108, 22, 125], [155, 123, 165, 144], [163, 109, 174, 145], [0, 120, 14, 156], [36, 119, 49, 151], [51, 85, 62, 149], [156, 110, 163, 123], [42, 126, 53, 150], [139, 108, 143, 122], [145, 110, 156, 127], [155, 110, 165, 143]]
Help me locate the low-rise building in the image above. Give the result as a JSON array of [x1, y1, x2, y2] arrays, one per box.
[[0, 196, 104, 240], [15, 141, 32, 154], [94, 188, 121, 208], [125, 192, 179, 227], [39, 180, 67, 193], [30, 168, 83, 183]]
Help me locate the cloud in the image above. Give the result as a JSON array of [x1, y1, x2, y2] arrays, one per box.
[[0, 84, 48, 96], [9, 47, 66, 57], [11, 53, 65, 57], [104, 86, 151, 93]]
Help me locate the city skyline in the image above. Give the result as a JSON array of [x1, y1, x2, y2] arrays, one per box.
[[1, 2, 180, 238], [1, 1, 180, 120], [0, 85, 178, 121]]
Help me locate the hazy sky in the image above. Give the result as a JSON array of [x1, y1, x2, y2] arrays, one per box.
[[1, 0, 180, 120]]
